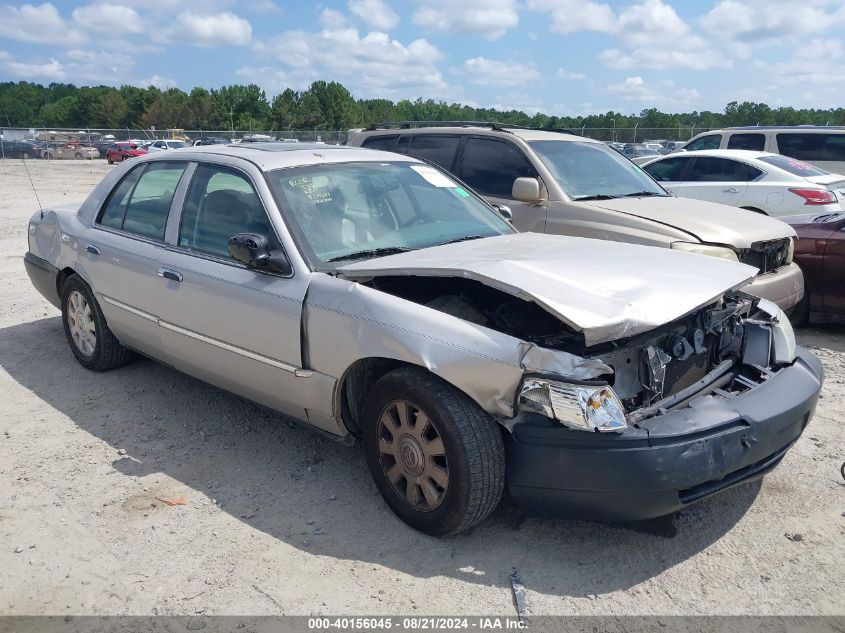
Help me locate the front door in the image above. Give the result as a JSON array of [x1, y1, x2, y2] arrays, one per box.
[[457, 136, 548, 232], [154, 162, 310, 418]]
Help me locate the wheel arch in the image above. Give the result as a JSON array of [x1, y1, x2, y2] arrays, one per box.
[[740, 206, 768, 215], [336, 357, 492, 438]]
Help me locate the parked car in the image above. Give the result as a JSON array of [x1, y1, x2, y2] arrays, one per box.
[[93, 140, 115, 158], [780, 212, 845, 324], [43, 143, 99, 160], [146, 139, 189, 152], [193, 136, 230, 146], [624, 146, 663, 164], [348, 124, 804, 310], [23, 144, 822, 536], [681, 126, 845, 175], [0, 139, 42, 159], [642, 150, 845, 217], [106, 142, 148, 164]]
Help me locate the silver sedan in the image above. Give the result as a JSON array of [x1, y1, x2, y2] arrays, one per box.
[[24, 144, 822, 535]]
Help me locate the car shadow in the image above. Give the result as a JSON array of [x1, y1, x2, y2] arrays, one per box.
[[796, 323, 845, 354], [0, 316, 761, 598]]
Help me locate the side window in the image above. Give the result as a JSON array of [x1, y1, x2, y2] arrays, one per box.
[[406, 135, 460, 171], [460, 138, 538, 198], [776, 133, 845, 161], [98, 162, 186, 240], [684, 134, 722, 151], [361, 135, 399, 152], [644, 157, 690, 182], [687, 157, 747, 182], [179, 164, 274, 259], [727, 133, 765, 151]]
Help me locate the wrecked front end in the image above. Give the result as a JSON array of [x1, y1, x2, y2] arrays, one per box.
[[328, 271, 823, 523], [503, 294, 823, 522]]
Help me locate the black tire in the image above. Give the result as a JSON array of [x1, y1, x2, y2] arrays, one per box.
[[22, 151, 30, 160], [60, 275, 132, 371], [74, 152, 83, 160], [363, 366, 505, 537], [107, 157, 113, 165]]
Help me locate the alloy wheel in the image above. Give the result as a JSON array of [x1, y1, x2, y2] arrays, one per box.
[[66, 290, 97, 356], [376, 399, 449, 511]]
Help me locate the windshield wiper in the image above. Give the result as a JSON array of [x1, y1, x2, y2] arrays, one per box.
[[327, 246, 414, 263], [573, 194, 617, 200], [621, 191, 666, 197], [437, 235, 487, 246]]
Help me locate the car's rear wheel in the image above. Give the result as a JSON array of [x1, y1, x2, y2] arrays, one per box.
[[362, 367, 505, 537], [107, 156, 113, 164], [22, 151, 30, 159], [60, 275, 132, 371], [74, 152, 83, 160]]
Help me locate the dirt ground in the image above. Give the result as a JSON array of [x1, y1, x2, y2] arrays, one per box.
[[0, 158, 843, 617]]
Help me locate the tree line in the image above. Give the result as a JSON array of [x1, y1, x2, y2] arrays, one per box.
[[1, 79, 844, 133]]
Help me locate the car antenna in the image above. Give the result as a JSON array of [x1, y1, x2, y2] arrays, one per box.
[[2, 112, 43, 217]]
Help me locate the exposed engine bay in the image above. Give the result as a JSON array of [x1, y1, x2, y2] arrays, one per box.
[[365, 275, 790, 420]]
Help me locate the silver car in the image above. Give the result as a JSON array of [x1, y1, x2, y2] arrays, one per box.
[[24, 144, 823, 536]]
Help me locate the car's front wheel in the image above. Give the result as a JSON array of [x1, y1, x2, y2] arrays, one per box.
[[363, 367, 505, 537], [60, 275, 132, 371]]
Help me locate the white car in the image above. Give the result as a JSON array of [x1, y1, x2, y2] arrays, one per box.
[[642, 150, 845, 217], [146, 139, 189, 152]]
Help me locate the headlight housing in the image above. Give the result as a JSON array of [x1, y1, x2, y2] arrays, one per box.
[[756, 298, 797, 364], [671, 241, 739, 262], [518, 378, 627, 432]]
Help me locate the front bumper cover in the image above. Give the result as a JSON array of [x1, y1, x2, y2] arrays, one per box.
[[505, 346, 823, 522]]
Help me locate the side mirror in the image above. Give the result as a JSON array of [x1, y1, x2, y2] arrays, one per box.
[[228, 233, 292, 275], [492, 204, 513, 222], [512, 177, 542, 203]]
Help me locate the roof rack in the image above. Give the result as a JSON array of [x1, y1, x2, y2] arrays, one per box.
[[364, 121, 580, 136]]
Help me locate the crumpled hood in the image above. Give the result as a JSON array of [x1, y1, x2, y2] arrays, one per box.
[[580, 196, 795, 248], [338, 233, 757, 346]]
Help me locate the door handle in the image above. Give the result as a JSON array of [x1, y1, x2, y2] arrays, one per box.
[[722, 187, 739, 193], [85, 244, 100, 255], [158, 267, 183, 283]]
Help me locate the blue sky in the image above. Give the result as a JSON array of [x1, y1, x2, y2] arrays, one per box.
[[1, 0, 844, 115]]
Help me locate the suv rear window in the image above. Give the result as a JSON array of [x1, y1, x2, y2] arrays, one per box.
[[727, 133, 765, 151], [758, 155, 829, 177], [405, 135, 460, 171], [361, 135, 399, 152], [684, 134, 721, 151], [776, 133, 845, 162]]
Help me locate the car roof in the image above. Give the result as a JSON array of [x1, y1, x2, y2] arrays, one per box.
[[357, 125, 591, 144], [698, 126, 845, 134], [662, 149, 778, 161], [141, 143, 420, 170]]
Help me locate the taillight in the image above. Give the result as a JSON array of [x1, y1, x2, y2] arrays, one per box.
[[788, 188, 837, 205]]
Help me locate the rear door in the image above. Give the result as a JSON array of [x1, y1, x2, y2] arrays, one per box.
[[86, 160, 189, 355], [672, 156, 749, 207], [456, 136, 546, 232]]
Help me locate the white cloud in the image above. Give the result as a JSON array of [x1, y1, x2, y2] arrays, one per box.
[[525, 0, 615, 34], [556, 67, 586, 80], [169, 11, 252, 46], [0, 54, 66, 80], [608, 76, 700, 107], [700, 0, 845, 42], [254, 27, 446, 97], [349, 0, 399, 31], [72, 4, 144, 33], [413, 0, 518, 39], [235, 65, 307, 92], [138, 74, 177, 89], [0, 3, 84, 45], [599, 46, 731, 71], [455, 57, 541, 87]]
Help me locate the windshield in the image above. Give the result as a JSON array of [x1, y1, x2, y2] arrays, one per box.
[[267, 162, 513, 265], [529, 140, 666, 200], [758, 155, 829, 177], [169, 141, 188, 149]]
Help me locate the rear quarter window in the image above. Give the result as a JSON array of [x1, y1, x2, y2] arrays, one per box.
[[776, 133, 845, 162]]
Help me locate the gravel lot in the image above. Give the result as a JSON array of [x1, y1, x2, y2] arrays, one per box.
[[0, 158, 843, 616]]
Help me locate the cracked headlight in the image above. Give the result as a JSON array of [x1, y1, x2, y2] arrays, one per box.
[[518, 378, 627, 432], [671, 241, 739, 262]]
